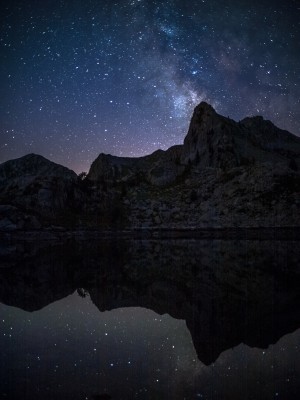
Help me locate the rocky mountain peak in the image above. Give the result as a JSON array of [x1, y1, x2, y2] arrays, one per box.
[[182, 102, 240, 168], [0, 153, 77, 182], [86, 102, 300, 187], [182, 102, 300, 169], [240, 115, 300, 153], [194, 100, 216, 113], [195, 101, 218, 115], [0, 154, 80, 226], [185, 102, 219, 135]]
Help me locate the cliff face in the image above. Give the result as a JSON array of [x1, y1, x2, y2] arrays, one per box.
[[182, 102, 239, 168], [0, 103, 300, 230]]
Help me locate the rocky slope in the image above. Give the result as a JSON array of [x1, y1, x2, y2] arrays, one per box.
[[0, 102, 299, 230]]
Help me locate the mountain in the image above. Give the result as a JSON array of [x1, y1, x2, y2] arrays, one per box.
[[85, 102, 300, 229], [0, 102, 299, 231], [182, 102, 300, 168], [0, 153, 77, 181], [88, 102, 300, 183], [0, 154, 82, 230]]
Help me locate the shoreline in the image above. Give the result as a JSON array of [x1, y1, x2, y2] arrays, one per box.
[[1, 226, 300, 241]]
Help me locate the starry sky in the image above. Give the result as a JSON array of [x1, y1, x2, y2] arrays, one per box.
[[1, 0, 300, 173]]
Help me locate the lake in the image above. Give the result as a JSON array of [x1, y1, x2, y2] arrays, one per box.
[[0, 237, 299, 399]]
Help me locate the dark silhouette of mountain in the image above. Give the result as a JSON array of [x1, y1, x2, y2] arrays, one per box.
[[0, 154, 83, 230], [0, 238, 299, 365], [0, 153, 77, 181], [0, 102, 299, 230], [88, 102, 300, 181], [182, 102, 300, 167]]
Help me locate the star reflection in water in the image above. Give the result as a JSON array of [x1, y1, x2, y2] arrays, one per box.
[[0, 237, 299, 399]]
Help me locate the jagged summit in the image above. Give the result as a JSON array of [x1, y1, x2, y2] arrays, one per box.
[[194, 101, 217, 113], [182, 102, 237, 167], [182, 102, 300, 168]]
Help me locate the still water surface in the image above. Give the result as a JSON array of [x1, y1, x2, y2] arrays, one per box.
[[0, 238, 299, 399]]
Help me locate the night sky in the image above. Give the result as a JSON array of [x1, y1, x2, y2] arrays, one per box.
[[1, 0, 300, 173]]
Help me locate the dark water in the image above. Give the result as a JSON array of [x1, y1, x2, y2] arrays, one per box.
[[0, 238, 299, 399]]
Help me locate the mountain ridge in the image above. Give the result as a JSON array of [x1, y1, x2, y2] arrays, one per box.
[[0, 102, 299, 231], [87, 101, 300, 184]]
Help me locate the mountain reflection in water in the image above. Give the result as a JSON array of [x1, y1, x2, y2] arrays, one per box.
[[0, 238, 299, 399]]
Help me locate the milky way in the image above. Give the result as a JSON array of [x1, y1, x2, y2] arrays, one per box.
[[1, 0, 299, 172]]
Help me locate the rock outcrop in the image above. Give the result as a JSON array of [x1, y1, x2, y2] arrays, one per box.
[[0, 103, 299, 230]]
